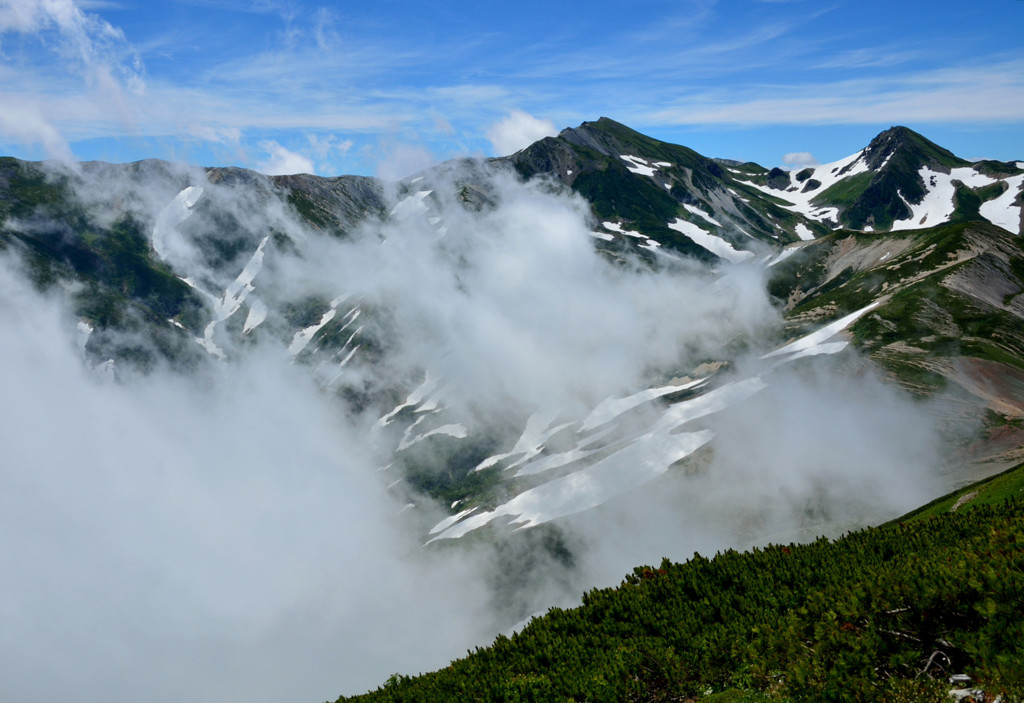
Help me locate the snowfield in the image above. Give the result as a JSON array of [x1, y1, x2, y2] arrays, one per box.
[[891, 167, 996, 232], [735, 150, 868, 225], [979, 174, 1024, 235]]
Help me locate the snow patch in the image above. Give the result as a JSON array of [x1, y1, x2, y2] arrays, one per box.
[[581, 379, 704, 432], [397, 422, 468, 452], [389, 190, 433, 219], [979, 174, 1024, 234], [892, 167, 997, 232], [762, 302, 879, 360], [377, 373, 441, 427], [242, 298, 268, 334], [287, 294, 351, 357], [683, 204, 722, 227], [734, 150, 867, 225], [76, 321, 93, 353], [428, 507, 479, 535], [620, 155, 668, 178], [152, 186, 203, 261], [667, 219, 754, 263], [794, 223, 815, 241], [602, 221, 643, 237]]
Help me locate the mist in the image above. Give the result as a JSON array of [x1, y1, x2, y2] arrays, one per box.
[[0, 157, 951, 702]]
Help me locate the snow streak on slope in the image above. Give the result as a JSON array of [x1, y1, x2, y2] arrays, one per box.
[[580, 379, 704, 432], [620, 154, 671, 177], [668, 218, 754, 263], [765, 246, 799, 268], [473, 408, 573, 472], [683, 203, 722, 227], [762, 302, 879, 361], [429, 429, 716, 540], [289, 296, 359, 358], [429, 300, 887, 542], [197, 235, 269, 359], [152, 186, 203, 261]]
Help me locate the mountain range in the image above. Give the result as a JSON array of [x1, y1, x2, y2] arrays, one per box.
[[2, 119, 1023, 699], [3, 117, 1021, 493]]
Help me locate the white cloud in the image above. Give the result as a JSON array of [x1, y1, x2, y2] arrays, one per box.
[[254, 139, 315, 175], [188, 123, 242, 146], [0, 96, 73, 160], [373, 141, 436, 180], [0, 0, 144, 157], [486, 110, 558, 156], [0, 255, 495, 703], [783, 151, 817, 168], [648, 60, 1024, 126], [306, 132, 354, 159]]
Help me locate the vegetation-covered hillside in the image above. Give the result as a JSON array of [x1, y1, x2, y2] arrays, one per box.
[[335, 465, 1024, 703]]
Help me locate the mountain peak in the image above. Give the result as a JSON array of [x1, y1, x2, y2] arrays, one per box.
[[556, 117, 647, 158], [863, 125, 967, 172]]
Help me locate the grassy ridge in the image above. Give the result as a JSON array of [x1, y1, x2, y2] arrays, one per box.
[[336, 466, 1024, 703], [888, 461, 1024, 525]]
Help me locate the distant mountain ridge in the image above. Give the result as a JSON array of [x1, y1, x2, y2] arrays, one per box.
[[503, 119, 1023, 254]]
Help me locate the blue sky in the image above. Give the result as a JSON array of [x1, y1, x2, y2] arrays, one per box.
[[1, 0, 1022, 177]]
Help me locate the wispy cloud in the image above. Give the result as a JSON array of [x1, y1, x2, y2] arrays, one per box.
[[1, 0, 1022, 171], [813, 46, 925, 70], [0, 97, 73, 159], [647, 59, 1024, 126], [0, 0, 144, 156]]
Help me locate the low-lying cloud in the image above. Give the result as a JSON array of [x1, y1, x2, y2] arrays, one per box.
[[0, 257, 497, 703], [0, 157, 953, 703]]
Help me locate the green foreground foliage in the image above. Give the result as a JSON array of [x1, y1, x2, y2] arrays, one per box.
[[336, 479, 1024, 703]]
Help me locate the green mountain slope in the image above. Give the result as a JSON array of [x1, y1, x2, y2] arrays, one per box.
[[738, 125, 1023, 235], [766, 220, 1024, 473], [822, 126, 970, 231], [505, 117, 822, 255], [335, 471, 1024, 703], [0, 158, 207, 370]]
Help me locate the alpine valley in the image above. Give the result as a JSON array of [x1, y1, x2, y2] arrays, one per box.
[[2, 119, 1024, 702]]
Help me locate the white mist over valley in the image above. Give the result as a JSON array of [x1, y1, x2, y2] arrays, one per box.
[[0, 152, 956, 703]]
